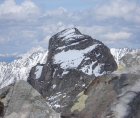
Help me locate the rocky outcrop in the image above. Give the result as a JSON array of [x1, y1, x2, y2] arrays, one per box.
[[120, 51, 140, 68], [69, 70, 140, 118], [0, 80, 60, 118], [28, 28, 117, 116]]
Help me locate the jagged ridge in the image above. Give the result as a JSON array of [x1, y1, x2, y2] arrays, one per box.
[[0, 46, 48, 89], [110, 48, 140, 65]]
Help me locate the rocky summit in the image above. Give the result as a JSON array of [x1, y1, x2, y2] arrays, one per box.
[[28, 28, 117, 116]]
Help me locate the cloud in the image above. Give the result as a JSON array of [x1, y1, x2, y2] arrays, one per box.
[[0, 0, 41, 20], [34, 35, 51, 45], [0, 37, 5, 42], [40, 7, 67, 17], [93, 0, 140, 23], [102, 32, 132, 40], [0, 0, 140, 54], [21, 30, 37, 38]]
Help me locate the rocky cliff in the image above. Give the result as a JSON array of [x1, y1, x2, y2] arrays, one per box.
[[28, 28, 117, 116], [0, 80, 60, 118]]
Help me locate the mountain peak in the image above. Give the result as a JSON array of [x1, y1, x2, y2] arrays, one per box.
[[59, 27, 80, 36], [55, 27, 82, 40], [28, 28, 117, 114], [47, 28, 117, 77]]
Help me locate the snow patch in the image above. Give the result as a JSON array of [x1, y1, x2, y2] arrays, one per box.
[[53, 68, 57, 77], [52, 84, 57, 89], [80, 62, 105, 77], [93, 63, 105, 77], [54, 44, 99, 70], [80, 61, 97, 75], [84, 57, 90, 60], [46, 92, 67, 109], [62, 70, 69, 76], [54, 104, 61, 108], [47, 92, 62, 101], [35, 66, 43, 79], [59, 28, 76, 38], [82, 84, 85, 87]]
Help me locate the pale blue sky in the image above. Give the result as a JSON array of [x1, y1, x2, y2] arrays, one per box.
[[0, 0, 140, 54], [14, 0, 97, 11]]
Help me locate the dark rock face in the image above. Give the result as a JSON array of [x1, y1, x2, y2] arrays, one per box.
[[28, 28, 117, 116], [0, 101, 4, 117]]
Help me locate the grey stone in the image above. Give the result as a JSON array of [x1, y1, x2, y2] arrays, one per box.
[[0, 80, 60, 118]]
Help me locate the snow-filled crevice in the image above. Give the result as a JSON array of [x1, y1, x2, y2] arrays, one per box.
[[46, 92, 67, 109]]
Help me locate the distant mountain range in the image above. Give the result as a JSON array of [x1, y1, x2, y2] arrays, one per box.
[[110, 48, 140, 64], [0, 45, 139, 89], [0, 46, 48, 88]]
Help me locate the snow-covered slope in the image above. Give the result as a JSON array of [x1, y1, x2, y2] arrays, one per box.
[[110, 48, 140, 65], [0, 46, 48, 89]]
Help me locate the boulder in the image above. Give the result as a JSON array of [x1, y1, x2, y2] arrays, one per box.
[[0, 80, 60, 118]]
